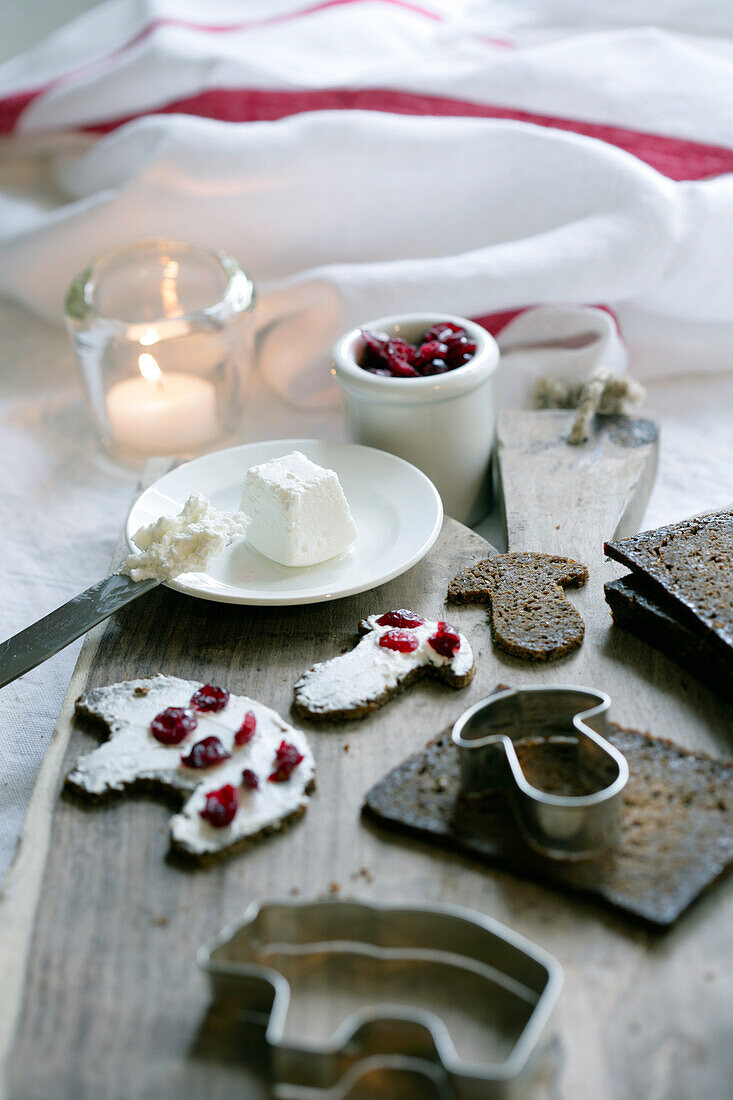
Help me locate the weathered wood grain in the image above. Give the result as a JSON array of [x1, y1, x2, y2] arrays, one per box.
[[5, 413, 733, 1100], [3, 501, 495, 1100], [0, 457, 175, 1098], [475, 413, 733, 1099], [367, 412, 732, 1097], [494, 412, 731, 752]]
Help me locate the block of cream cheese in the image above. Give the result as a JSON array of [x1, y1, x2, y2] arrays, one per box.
[[240, 450, 357, 567]]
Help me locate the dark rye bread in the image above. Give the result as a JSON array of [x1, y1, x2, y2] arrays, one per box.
[[363, 716, 733, 927], [604, 509, 733, 661], [605, 575, 733, 705], [447, 552, 588, 661]]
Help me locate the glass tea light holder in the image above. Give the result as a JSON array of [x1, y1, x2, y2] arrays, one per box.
[[65, 240, 256, 462]]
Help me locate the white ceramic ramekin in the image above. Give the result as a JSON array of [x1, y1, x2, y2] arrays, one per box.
[[333, 313, 500, 525]]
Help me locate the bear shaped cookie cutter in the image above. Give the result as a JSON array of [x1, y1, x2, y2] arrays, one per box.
[[198, 897, 563, 1099], [452, 686, 629, 860]]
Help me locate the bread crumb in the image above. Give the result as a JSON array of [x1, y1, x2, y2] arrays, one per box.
[[350, 867, 374, 884]]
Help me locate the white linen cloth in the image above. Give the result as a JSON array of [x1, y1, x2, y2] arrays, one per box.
[[1, 0, 733, 884]]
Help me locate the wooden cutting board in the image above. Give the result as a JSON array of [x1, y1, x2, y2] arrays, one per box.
[[3, 414, 732, 1100]]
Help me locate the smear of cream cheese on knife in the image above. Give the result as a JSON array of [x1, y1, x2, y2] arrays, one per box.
[[122, 493, 249, 582]]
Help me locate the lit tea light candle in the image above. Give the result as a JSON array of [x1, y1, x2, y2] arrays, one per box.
[[66, 240, 255, 461], [106, 351, 218, 455]]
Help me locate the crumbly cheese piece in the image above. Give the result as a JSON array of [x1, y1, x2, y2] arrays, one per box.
[[68, 675, 315, 859], [240, 450, 357, 567], [294, 614, 474, 719], [122, 493, 249, 582]]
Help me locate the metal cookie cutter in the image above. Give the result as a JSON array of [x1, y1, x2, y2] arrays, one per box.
[[452, 686, 629, 860], [198, 896, 563, 1099]]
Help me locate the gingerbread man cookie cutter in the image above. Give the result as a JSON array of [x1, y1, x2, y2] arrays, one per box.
[[452, 686, 629, 860], [198, 896, 562, 1099]]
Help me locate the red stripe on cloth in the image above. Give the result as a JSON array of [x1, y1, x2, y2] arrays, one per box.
[[0, 0, 457, 135], [0, 89, 41, 132], [117, 0, 445, 47], [472, 305, 620, 337], [472, 308, 526, 337], [81, 87, 733, 181]]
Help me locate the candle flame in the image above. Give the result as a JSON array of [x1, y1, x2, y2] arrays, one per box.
[[139, 328, 160, 346], [138, 352, 163, 384]]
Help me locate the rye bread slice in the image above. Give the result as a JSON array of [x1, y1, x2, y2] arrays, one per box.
[[604, 509, 733, 660], [292, 613, 475, 722], [363, 713, 733, 927], [604, 575, 733, 704], [447, 552, 588, 661], [68, 675, 316, 864]]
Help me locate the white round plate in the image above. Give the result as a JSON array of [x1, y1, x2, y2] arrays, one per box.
[[126, 439, 443, 606]]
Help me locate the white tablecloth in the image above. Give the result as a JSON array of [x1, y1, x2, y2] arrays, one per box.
[[1, 0, 733, 883]]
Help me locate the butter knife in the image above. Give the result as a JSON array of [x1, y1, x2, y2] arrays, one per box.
[[0, 573, 158, 689]]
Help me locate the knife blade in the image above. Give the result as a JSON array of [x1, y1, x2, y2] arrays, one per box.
[[0, 573, 159, 689]]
